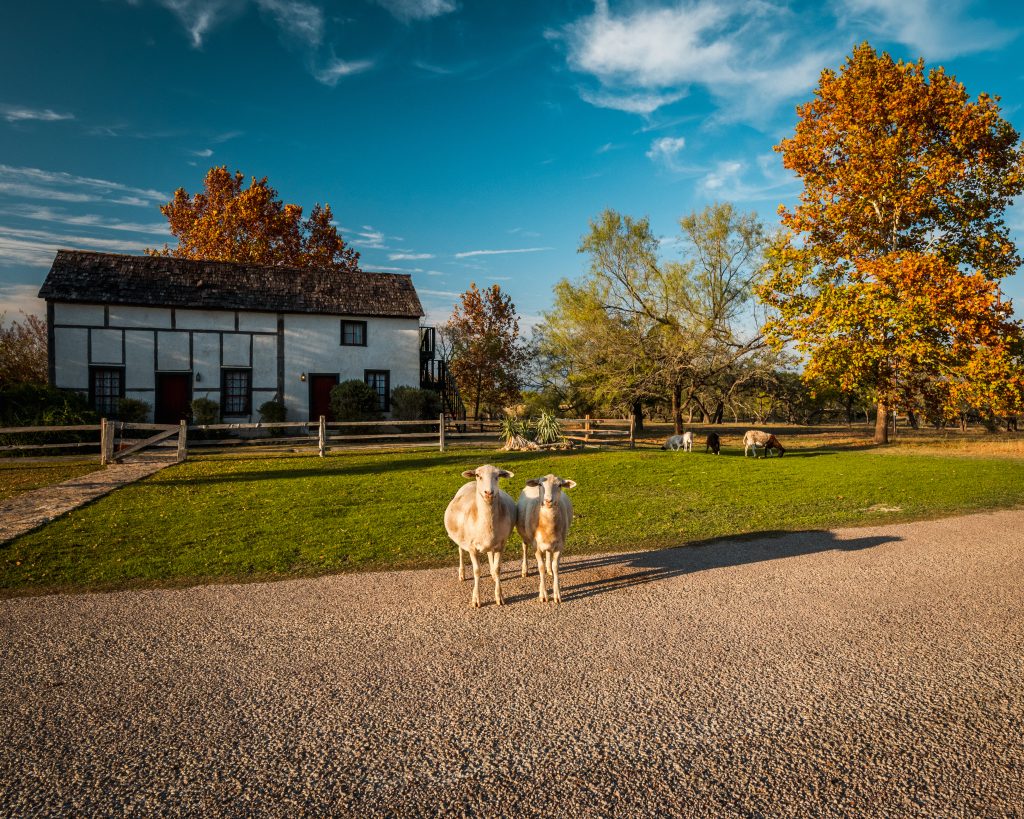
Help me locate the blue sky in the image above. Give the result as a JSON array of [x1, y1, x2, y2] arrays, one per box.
[[2, 0, 1024, 329]]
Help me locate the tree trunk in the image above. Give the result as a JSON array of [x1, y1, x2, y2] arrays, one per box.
[[873, 400, 889, 444], [671, 385, 682, 435], [631, 400, 644, 434], [712, 401, 724, 425], [907, 409, 919, 429]]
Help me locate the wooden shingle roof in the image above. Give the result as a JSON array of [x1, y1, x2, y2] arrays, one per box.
[[38, 250, 424, 319]]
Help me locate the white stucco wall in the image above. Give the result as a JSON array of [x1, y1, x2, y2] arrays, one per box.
[[54, 303, 104, 325], [109, 305, 173, 329], [53, 327, 88, 389], [50, 302, 423, 423], [282, 314, 420, 420], [175, 309, 234, 331], [90, 329, 123, 364]]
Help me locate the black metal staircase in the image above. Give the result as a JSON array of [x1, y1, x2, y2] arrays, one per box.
[[419, 327, 466, 421]]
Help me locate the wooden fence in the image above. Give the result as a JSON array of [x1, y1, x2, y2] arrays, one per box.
[[0, 414, 637, 463]]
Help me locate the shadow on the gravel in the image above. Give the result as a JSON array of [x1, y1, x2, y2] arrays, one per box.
[[554, 530, 902, 603]]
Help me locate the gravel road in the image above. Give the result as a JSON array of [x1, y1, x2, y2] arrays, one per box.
[[2, 509, 1023, 817]]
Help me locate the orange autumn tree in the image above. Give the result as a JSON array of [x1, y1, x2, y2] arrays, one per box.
[[758, 43, 1024, 442], [151, 166, 360, 273], [445, 283, 526, 420]]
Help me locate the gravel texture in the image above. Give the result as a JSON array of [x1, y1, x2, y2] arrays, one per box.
[[2, 509, 1023, 817]]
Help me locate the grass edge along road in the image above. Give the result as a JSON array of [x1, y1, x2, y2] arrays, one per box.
[[3, 444, 1024, 595]]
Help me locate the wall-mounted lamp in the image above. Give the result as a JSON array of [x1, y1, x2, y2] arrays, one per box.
[[300, 372, 307, 382], [195, 372, 202, 383]]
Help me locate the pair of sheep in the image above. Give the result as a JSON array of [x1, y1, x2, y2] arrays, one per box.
[[662, 431, 720, 454], [443, 465, 575, 608]]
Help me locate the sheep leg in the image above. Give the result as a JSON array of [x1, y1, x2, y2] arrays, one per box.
[[488, 550, 504, 606], [551, 549, 562, 605], [521, 536, 529, 578], [458, 547, 465, 582], [536, 548, 548, 602], [469, 550, 482, 608]]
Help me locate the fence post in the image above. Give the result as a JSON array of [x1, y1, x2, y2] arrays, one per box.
[[177, 419, 188, 463], [439, 414, 446, 453], [100, 418, 109, 465], [628, 415, 636, 449], [584, 414, 591, 445], [318, 415, 326, 457]]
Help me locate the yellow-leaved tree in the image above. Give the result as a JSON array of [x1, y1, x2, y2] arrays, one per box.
[[758, 43, 1024, 442]]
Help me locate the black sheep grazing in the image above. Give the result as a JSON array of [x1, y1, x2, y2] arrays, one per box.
[[705, 432, 721, 455]]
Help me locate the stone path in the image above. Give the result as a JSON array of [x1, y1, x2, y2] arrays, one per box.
[[0, 458, 171, 544]]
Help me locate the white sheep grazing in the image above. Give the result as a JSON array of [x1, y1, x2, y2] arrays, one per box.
[[743, 429, 786, 458], [662, 432, 693, 452], [516, 474, 576, 604], [444, 464, 516, 607]]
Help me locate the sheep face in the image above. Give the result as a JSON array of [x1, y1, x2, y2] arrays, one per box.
[[525, 474, 577, 509], [461, 464, 514, 504]]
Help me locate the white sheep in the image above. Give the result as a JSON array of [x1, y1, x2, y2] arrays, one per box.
[[662, 432, 693, 452], [743, 429, 786, 458], [444, 464, 516, 607], [516, 474, 577, 604]]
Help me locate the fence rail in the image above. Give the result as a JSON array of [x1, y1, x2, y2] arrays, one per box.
[[0, 413, 644, 463]]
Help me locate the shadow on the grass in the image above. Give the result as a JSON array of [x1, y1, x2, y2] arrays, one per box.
[[508, 529, 901, 604]]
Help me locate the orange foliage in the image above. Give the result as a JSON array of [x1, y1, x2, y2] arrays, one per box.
[[760, 44, 1024, 429], [150, 167, 360, 273]]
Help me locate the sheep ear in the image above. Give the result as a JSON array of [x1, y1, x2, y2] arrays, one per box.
[[525, 478, 541, 487], [498, 469, 514, 479], [560, 479, 577, 490], [462, 470, 477, 479]]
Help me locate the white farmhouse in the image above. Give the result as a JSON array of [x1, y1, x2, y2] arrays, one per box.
[[39, 249, 451, 424]]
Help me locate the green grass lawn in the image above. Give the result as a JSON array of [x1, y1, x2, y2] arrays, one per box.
[[3, 445, 1024, 594], [0, 459, 103, 502]]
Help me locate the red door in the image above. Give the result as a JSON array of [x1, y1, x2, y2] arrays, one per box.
[[155, 373, 192, 425], [309, 374, 338, 421]]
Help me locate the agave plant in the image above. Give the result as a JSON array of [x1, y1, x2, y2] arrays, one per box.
[[533, 411, 563, 445], [500, 414, 538, 451]]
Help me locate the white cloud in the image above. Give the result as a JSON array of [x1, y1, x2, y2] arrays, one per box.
[[153, 0, 243, 48], [2, 106, 74, 123], [388, 252, 434, 260], [2, 206, 169, 235], [646, 136, 686, 169], [558, 0, 838, 124], [0, 284, 45, 322], [0, 165, 167, 208], [254, 0, 323, 45], [838, 0, 1016, 59], [0, 225, 152, 268], [454, 247, 554, 258], [314, 58, 374, 85], [191, 148, 214, 157], [372, 0, 456, 23], [579, 88, 686, 115], [343, 225, 408, 250], [564, 0, 739, 88], [696, 152, 800, 202]]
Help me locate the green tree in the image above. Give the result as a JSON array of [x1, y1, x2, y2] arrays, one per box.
[[541, 205, 773, 433], [151, 166, 361, 273], [445, 283, 526, 419], [760, 43, 1024, 443]]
